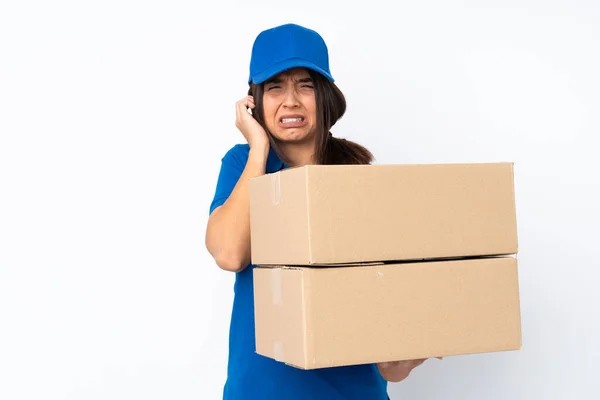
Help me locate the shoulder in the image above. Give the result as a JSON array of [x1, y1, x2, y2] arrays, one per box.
[[221, 143, 250, 166], [209, 144, 250, 215], [220, 143, 285, 173]]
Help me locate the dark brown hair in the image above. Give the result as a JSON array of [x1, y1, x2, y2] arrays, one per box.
[[248, 70, 374, 166]]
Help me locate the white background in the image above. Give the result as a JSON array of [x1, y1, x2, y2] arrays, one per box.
[[1, 0, 599, 399]]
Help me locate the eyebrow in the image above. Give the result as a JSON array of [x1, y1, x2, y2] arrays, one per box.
[[264, 77, 282, 85], [264, 76, 313, 85]]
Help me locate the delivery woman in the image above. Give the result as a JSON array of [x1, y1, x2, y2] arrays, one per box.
[[205, 23, 428, 400]]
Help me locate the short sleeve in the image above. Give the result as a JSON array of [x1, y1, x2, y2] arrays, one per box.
[[209, 144, 249, 215]]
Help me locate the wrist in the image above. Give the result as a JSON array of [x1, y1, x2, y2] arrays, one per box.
[[248, 145, 269, 166], [249, 142, 269, 158]]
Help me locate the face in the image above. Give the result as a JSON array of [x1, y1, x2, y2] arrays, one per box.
[[262, 68, 317, 144]]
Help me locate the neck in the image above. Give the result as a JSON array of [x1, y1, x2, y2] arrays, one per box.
[[279, 140, 315, 167]]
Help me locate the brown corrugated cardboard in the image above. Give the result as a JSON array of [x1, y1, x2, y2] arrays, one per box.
[[253, 256, 522, 369], [249, 163, 518, 265]]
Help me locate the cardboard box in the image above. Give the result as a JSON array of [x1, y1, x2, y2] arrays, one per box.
[[249, 163, 518, 266], [253, 256, 522, 369]]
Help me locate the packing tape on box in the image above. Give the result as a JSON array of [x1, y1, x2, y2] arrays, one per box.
[[271, 173, 281, 206], [273, 341, 283, 362], [271, 267, 282, 306]]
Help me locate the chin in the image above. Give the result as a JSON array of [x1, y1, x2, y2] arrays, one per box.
[[273, 130, 313, 143]]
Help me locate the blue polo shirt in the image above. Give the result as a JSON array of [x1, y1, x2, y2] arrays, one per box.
[[209, 144, 389, 400]]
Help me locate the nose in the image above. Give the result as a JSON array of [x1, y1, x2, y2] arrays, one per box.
[[282, 87, 300, 108]]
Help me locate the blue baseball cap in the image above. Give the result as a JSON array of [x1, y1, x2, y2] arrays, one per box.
[[248, 23, 334, 85]]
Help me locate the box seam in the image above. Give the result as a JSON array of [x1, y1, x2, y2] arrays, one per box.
[[301, 268, 311, 368], [305, 166, 313, 264]]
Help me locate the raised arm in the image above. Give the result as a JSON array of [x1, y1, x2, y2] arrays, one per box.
[[205, 96, 270, 272]]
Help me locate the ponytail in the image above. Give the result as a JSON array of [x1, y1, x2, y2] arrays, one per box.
[[323, 135, 374, 165]]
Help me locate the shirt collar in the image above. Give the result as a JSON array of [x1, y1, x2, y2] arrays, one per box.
[[266, 147, 286, 173]]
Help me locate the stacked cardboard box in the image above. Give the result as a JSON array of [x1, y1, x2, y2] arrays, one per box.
[[249, 163, 521, 369]]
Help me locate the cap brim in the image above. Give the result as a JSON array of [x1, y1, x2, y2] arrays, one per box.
[[249, 58, 334, 85]]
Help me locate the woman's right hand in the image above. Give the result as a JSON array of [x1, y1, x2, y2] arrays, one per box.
[[235, 96, 269, 151]]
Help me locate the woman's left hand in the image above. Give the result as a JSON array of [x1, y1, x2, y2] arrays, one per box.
[[377, 358, 432, 382]]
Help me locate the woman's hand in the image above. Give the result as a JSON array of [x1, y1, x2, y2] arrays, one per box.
[[377, 358, 434, 382], [235, 95, 269, 152]]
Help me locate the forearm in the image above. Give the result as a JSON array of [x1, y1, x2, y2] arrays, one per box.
[[206, 147, 269, 272]]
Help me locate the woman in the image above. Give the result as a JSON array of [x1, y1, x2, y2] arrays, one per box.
[[206, 23, 428, 400]]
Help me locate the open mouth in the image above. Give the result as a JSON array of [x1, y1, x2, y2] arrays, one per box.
[[280, 117, 304, 123]]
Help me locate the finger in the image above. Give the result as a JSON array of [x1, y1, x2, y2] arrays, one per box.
[[235, 101, 243, 121], [236, 98, 244, 110], [236, 99, 248, 116]]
